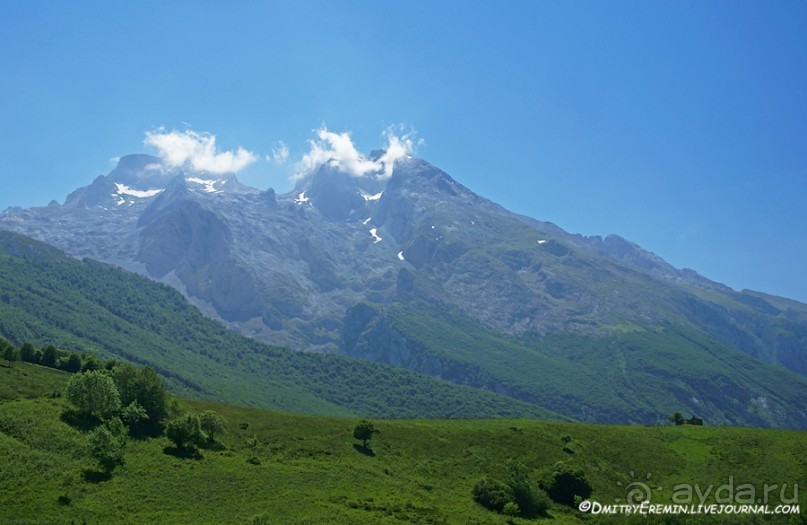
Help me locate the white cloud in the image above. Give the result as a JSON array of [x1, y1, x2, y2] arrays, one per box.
[[292, 125, 419, 181], [269, 141, 289, 164], [144, 128, 257, 174]]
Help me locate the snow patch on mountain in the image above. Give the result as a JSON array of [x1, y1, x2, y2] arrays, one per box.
[[113, 183, 164, 199], [186, 177, 224, 193], [369, 228, 382, 243], [362, 191, 383, 201]]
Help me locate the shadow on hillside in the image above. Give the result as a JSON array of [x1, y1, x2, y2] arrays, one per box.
[[82, 469, 112, 483], [60, 410, 101, 432], [353, 444, 375, 457], [128, 421, 164, 440], [163, 445, 203, 460], [203, 440, 226, 451]]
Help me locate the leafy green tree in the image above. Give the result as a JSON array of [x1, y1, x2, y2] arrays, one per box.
[[61, 353, 82, 373], [199, 410, 226, 442], [668, 411, 685, 426], [165, 413, 206, 451], [19, 342, 37, 363], [111, 362, 139, 405], [88, 418, 127, 474], [81, 355, 103, 372], [41, 345, 59, 368], [111, 363, 168, 423], [3, 344, 18, 368], [66, 370, 121, 419], [353, 420, 378, 448], [135, 366, 167, 422]]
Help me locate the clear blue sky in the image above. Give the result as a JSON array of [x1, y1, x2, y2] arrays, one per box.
[[1, 1, 806, 302]]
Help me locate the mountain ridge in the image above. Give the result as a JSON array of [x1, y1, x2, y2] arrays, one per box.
[[2, 153, 806, 427]]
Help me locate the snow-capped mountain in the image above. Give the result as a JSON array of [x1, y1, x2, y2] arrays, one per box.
[[2, 152, 807, 427]]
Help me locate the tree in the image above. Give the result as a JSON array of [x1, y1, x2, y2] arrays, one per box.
[[41, 345, 59, 368], [60, 353, 82, 373], [111, 363, 168, 423], [81, 355, 103, 372], [88, 418, 127, 474], [199, 410, 226, 442], [66, 370, 122, 420], [668, 411, 685, 426], [3, 344, 18, 368], [111, 362, 139, 406], [165, 413, 206, 452], [19, 342, 37, 363], [134, 366, 167, 422], [353, 420, 378, 448]]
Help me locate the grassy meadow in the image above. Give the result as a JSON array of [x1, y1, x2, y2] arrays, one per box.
[[1, 363, 805, 524]]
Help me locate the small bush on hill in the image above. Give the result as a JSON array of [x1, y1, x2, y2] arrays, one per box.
[[540, 461, 592, 506], [472, 462, 549, 517], [165, 413, 207, 452], [472, 477, 513, 513]]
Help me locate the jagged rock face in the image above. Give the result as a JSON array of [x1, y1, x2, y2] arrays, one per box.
[[2, 153, 807, 376]]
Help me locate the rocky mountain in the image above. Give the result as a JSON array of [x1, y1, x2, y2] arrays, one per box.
[[3, 152, 807, 427]]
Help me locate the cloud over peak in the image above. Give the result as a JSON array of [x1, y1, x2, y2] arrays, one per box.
[[144, 128, 257, 174], [293, 125, 419, 181]]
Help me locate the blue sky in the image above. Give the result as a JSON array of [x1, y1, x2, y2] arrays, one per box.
[[1, 1, 806, 302]]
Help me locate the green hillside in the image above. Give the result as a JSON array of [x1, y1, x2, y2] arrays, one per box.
[[0, 230, 559, 420], [1, 363, 804, 524], [381, 301, 807, 428]]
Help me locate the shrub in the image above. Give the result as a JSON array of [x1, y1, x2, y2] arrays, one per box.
[[89, 418, 127, 474], [472, 477, 513, 513], [502, 501, 520, 517], [165, 413, 206, 451], [540, 461, 592, 506], [507, 461, 549, 517]]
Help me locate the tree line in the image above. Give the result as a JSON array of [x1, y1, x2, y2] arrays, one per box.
[[0, 336, 106, 373]]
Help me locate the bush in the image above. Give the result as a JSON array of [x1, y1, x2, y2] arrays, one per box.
[[473, 463, 550, 518], [472, 477, 513, 513], [165, 413, 207, 451], [502, 501, 520, 517], [540, 461, 592, 506], [507, 461, 549, 517], [89, 418, 127, 474]]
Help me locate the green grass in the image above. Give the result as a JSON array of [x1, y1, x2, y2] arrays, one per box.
[[0, 362, 69, 401], [1, 364, 805, 524]]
